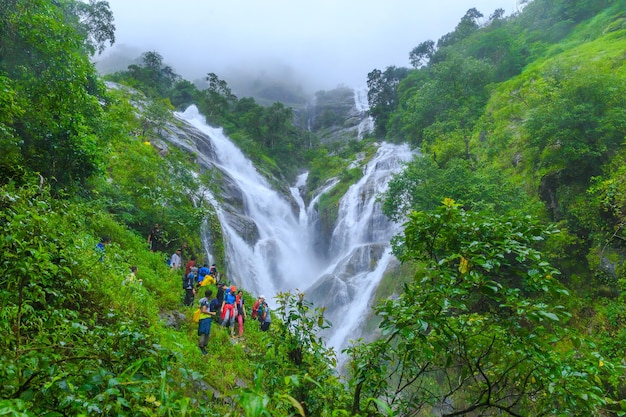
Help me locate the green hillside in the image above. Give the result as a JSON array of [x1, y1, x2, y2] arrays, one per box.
[[2, 0, 626, 415]]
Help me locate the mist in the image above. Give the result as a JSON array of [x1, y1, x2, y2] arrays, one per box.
[[96, 0, 519, 96]]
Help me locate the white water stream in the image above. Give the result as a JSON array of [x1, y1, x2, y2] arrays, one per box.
[[170, 92, 413, 359], [354, 86, 374, 140]]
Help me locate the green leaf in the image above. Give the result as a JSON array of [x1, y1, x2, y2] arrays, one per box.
[[538, 311, 559, 321]]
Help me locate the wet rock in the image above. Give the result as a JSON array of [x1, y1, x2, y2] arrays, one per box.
[[160, 310, 187, 330]]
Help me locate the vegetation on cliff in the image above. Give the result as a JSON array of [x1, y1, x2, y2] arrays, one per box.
[[2, 0, 626, 415]]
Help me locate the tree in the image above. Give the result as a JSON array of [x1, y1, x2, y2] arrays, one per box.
[[243, 291, 349, 417], [489, 8, 506, 22], [348, 200, 612, 416], [168, 79, 200, 109], [139, 51, 179, 95], [525, 68, 626, 186], [59, 0, 116, 55], [366, 66, 410, 138], [397, 54, 494, 147], [107, 51, 181, 98], [260, 102, 293, 150], [409, 40, 436, 69], [200, 72, 237, 123], [437, 8, 484, 48], [0, 0, 108, 191], [381, 156, 526, 222], [143, 98, 174, 135]]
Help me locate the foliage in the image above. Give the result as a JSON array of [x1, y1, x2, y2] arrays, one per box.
[[100, 145, 206, 254], [436, 7, 484, 49], [58, 0, 116, 55], [169, 79, 201, 109], [348, 200, 614, 416], [0, 180, 219, 416], [107, 51, 181, 99], [108, 65, 312, 180], [366, 66, 411, 138], [523, 66, 626, 227], [241, 291, 351, 417], [524, 66, 626, 180], [390, 53, 494, 147], [408, 40, 435, 69], [198, 72, 238, 125], [589, 163, 626, 240], [0, 0, 110, 192], [516, 0, 612, 44], [381, 156, 528, 222], [309, 141, 378, 253], [4, 0, 626, 415]]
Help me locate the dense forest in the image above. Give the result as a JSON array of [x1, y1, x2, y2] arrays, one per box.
[[1, 0, 626, 416]]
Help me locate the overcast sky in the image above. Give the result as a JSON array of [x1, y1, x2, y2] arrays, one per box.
[[99, 0, 520, 93]]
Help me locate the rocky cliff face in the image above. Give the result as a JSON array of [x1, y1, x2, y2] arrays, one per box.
[[297, 85, 374, 143], [163, 115, 263, 248]]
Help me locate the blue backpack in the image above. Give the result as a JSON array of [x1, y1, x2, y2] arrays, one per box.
[[182, 272, 195, 289], [210, 298, 220, 314], [198, 266, 210, 281], [224, 292, 236, 305]]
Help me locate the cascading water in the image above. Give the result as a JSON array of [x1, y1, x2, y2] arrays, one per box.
[[171, 106, 321, 297], [354, 86, 374, 139], [305, 142, 413, 356], [165, 90, 414, 363]]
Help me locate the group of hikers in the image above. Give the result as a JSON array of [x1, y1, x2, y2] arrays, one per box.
[[168, 245, 271, 355], [100, 224, 272, 357]]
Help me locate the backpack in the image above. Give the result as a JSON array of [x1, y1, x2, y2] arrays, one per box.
[[182, 272, 194, 289], [259, 303, 270, 322], [192, 308, 201, 323], [252, 300, 260, 319], [209, 298, 220, 314], [198, 266, 210, 279], [224, 292, 236, 305], [193, 298, 210, 323]]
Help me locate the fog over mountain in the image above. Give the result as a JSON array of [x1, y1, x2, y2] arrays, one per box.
[[96, 0, 519, 96]]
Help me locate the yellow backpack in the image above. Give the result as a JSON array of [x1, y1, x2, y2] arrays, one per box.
[[192, 308, 201, 323]]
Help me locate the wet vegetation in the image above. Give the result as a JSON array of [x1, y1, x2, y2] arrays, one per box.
[[2, 0, 626, 415]]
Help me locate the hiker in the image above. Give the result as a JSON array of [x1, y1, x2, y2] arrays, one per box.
[[251, 295, 262, 320], [209, 263, 218, 276], [183, 267, 197, 306], [123, 265, 142, 286], [170, 249, 182, 269], [221, 285, 237, 337], [96, 236, 110, 262], [147, 223, 163, 252], [200, 271, 216, 287], [185, 255, 196, 277], [258, 296, 271, 332], [197, 264, 210, 286], [216, 283, 227, 306], [198, 289, 216, 355], [235, 290, 247, 337]]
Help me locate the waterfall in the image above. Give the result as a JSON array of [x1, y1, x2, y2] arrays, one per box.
[[354, 86, 374, 139], [172, 106, 320, 298], [290, 172, 309, 227], [305, 142, 414, 357], [167, 101, 413, 361]]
